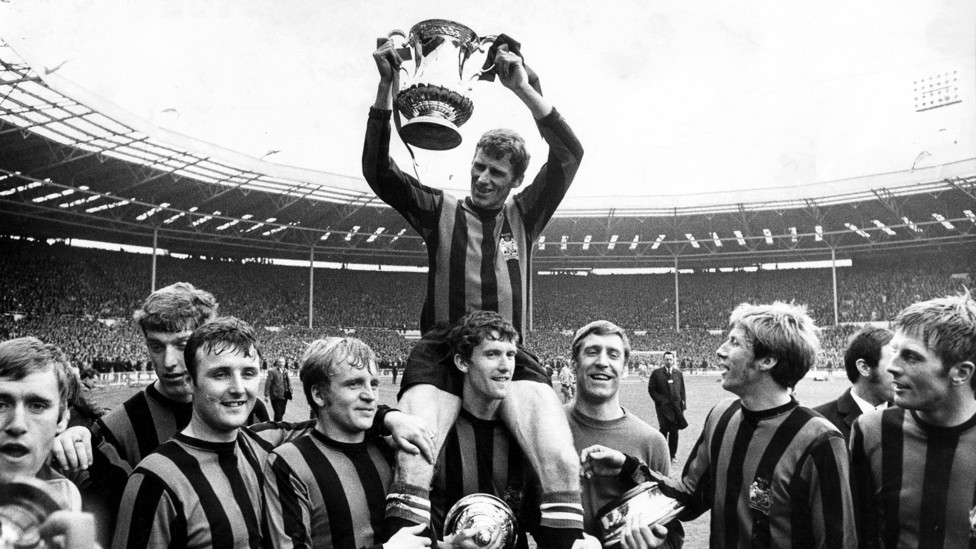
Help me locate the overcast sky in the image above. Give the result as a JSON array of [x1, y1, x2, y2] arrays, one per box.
[[1, 0, 973, 203]]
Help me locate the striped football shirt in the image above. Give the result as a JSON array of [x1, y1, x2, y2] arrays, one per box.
[[85, 383, 269, 545], [431, 408, 534, 547], [363, 106, 583, 335], [263, 429, 395, 549], [112, 429, 273, 549], [851, 407, 976, 549], [656, 397, 855, 548]]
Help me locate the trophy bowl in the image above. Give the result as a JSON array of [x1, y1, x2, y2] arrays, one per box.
[[596, 482, 683, 547], [389, 19, 496, 151], [0, 477, 66, 549], [443, 493, 518, 549]]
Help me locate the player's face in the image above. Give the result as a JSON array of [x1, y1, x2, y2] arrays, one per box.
[[716, 324, 762, 396], [145, 329, 194, 403], [0, 369, 68, 483], [189, 346, 260, 441], [887, 329, 952, 413], [458, 334, 516, 401], [470, 149, 521, 209], [318, 359, 379, 443], [868, 343, 896, 402], [664, 353, 675, 367], [574, 333, 626, 403]]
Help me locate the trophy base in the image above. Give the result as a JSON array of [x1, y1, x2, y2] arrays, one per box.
[[399, 116, 463, 151]]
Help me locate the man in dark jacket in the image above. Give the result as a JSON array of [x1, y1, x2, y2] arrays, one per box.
[[264, 357, 292, 422], [647, 351, 686, 462], [812, 326, 893, 441]]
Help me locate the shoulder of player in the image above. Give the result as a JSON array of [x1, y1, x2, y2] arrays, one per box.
[[711, 396, 741, 415], [94, 389, 154, 442], [129, 442, 191, 489], [850, 406, 903, 439]]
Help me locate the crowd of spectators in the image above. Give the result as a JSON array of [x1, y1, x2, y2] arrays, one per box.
[[1, 237, 972, 374]]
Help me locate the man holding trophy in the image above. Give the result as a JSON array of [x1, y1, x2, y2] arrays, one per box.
[[364, 23, 586, 549]]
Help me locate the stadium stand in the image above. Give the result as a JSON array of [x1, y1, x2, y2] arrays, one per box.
[[2, 237, 972, 377]]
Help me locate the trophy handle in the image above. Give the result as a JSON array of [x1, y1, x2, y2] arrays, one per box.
[[384, 30, 413, 78], [467, 34, 498, 85]]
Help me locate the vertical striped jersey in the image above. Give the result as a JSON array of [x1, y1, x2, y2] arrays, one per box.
[[84, 383, 269, 545], [656, 397, 855, 549], [850, 407, 976, 549], [263, 429, 395, 549], [431, 409, 534, 548], [112, 429, 274, 549], [95, 383, 269, 471], [363, 107, 583, 335]]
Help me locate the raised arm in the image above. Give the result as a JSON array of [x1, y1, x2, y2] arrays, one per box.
[[362, 40, 441, 230], [494, 49, 552, 120], [499, 48, 583, 235]]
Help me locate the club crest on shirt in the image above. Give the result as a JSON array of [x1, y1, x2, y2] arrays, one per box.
[[748, 477, 771, 515], [500, 233, 519, 261]]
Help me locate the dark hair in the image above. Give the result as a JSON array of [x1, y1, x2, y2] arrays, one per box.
[[299, 337, 376, 415], [0, 337, 74, 414], [134, 282, 218, 334], [892, 291, 976, 391], [843, 327, 894, 384], [183, 317, 259, 381], [475, 129, 530, 183], [449, 310, 519, 362], [571, 320, 631, 363]]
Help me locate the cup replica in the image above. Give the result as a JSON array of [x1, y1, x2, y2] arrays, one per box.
[[443, 493, 518, 549], [597, 482, 683, 547], [389, 19, 496, 151], [0, 477, 66, 549]]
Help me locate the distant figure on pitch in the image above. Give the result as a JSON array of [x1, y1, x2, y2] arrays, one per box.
[[264, 357, 292, 422], [647, 351, 686, 462]]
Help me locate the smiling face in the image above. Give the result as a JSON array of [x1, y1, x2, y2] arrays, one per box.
[[469, 149, 522, 210], [188, 346, 261, 442], [145, 329, 194, 403], [887, 329, 952, 413], [457, 333, 517, 405], [574, 333, 626, 404], [0, 369, 68, 483], [315, 358, 379, 443], [716, 324, 765, 397]]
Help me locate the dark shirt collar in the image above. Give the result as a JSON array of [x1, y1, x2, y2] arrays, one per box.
[[740, 397, 799, 423]]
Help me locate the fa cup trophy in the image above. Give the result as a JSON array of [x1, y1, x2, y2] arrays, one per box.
[[442, 493, 518, 549], [597, 482, 683, 546], [387, 20, 497, 151]]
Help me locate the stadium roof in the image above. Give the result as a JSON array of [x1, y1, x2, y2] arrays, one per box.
[[1, 8, 975, 269]]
